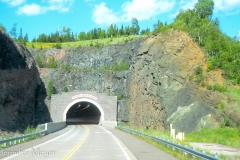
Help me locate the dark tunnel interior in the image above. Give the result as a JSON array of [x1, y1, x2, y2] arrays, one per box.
[[66, 101, 101, 125]]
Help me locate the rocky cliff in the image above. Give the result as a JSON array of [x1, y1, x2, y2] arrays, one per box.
[[0, 29, 50, 133], [32, 30, 228, 132]]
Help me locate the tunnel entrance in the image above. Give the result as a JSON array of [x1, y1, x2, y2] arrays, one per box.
[[66, 101, 101, 125]]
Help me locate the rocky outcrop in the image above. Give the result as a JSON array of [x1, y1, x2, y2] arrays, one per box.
[[127, 31, 223, 132], [0, 29, 50, 133], [35, 31, 225, 132]]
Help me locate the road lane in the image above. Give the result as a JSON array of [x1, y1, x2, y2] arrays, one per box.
[[66, 125, 136, 160], [2, 125, 136, 160], [3, 125, 88, 160]]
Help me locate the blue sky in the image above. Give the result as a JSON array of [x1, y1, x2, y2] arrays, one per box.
[[1, 0, 240, 41]]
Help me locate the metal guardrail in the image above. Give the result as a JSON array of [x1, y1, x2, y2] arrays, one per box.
[[0, 130, 47, 148], [116, 126, 221, 160]]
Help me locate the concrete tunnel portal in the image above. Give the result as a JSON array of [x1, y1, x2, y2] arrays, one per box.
[[66, 101, 101, 125], [50, 91, 117, 127]]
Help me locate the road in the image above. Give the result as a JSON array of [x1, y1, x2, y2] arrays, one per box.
[[1, 125, 137, 160]]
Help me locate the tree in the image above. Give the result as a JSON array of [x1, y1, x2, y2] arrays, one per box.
[[18, 28, 23, 41], [141, 28, 151, 35], [195, 0, 214, 19], [24, 33, 29, 42], [108, 24, 115, 37], [78, 32, 86, 41], [100, 30, 106, 39], [119, 25, 124, 36], [9, 23, 17, 39], [132, 18, 140, 35]]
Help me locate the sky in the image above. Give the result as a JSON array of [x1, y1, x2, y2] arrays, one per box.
[[0, 0, 240, 41]]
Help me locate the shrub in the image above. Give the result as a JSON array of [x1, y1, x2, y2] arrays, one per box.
[[24, 126, 37, 134], [46, 80, 56, 98], [46, 57, 58, 68], [112, 61, 129, 71], [35, 55, 45, 68], [114, 93, 124, 100], [220, 102, 225, 110], [195, 66, 203, 75], [196, 74, 204, 84], [55, 43, 62, 49], [212, 84, 227, 92], [207, 85, 213, 90]]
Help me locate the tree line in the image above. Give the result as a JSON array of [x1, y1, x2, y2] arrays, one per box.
[[33, 18, 150, 43], [0, 23, 29, 46]]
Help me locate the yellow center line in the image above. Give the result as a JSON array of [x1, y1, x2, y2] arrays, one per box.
[[62, 125, 89, 160]]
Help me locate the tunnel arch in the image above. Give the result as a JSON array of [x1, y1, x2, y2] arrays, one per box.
[[63, 98, 104, 124]]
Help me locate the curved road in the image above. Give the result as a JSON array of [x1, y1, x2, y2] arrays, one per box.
[[2, 125, 137, 160]]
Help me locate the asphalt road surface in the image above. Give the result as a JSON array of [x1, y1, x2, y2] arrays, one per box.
[[1, 125, 137, 160]]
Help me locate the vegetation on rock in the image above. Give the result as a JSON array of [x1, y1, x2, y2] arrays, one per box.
[[46, 80, 56, 98], [153, 0, 240, 84]]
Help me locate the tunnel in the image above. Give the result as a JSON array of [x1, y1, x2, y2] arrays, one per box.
[[66, 101, 101, 125]]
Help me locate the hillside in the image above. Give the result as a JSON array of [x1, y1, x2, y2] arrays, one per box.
[[28, 30, 240, 133]]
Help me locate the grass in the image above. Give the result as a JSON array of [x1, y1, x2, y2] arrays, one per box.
[[186, 128, 240, 148], [117, 124, 240, 159], [225, 86, 240, 105], [0, 126, 43, 149], [117, 124, 201, 160], [26, 35, 145, 49]]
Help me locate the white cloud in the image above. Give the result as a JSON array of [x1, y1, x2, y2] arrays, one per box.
[[45, 0, 74, 12], [92, 2, 119, 26], [92, 0, 175, 25], [169, 0, 197, 18], [16, 0, 74, 16], [2, 0, 25, 6], [121, 0, 175, 21], [17, 3, 43, 16], [177, 0, 240, 13], [214, 0, 240, 12], [179, 0, 197, 10]]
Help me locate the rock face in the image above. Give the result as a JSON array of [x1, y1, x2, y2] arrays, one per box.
[[36, 31, 224, 132], [0, 30, 50, 132], [127, 31, 223, 132]]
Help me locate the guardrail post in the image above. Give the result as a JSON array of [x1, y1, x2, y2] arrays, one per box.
[[172, 129, 175, 140], [4, 139, 6, 147], [170, 124, 173, 138]]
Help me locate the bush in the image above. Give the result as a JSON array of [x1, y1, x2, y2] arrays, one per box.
[[24, 126, 37, 134], [36, 55, 45, 68], [46, 57, 58, 68], [195, 66, 203, 75], [196, 74, 204, 84], [112, 61, 129, 71], [220, 102, 225, 110], [207, 85, 212, 90], [114, 93, 124, 100], [55, 43, 62, 49], [212, 84, 227, 92], [46, 80, 56, 98]]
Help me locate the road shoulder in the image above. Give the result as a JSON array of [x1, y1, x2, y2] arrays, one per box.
[[0, 126, 73, 159], [105, 127, 178, 160]]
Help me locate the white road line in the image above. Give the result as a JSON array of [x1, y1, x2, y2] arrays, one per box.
[[3, 126, 76, 160], [96, 126, 131, 160]]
